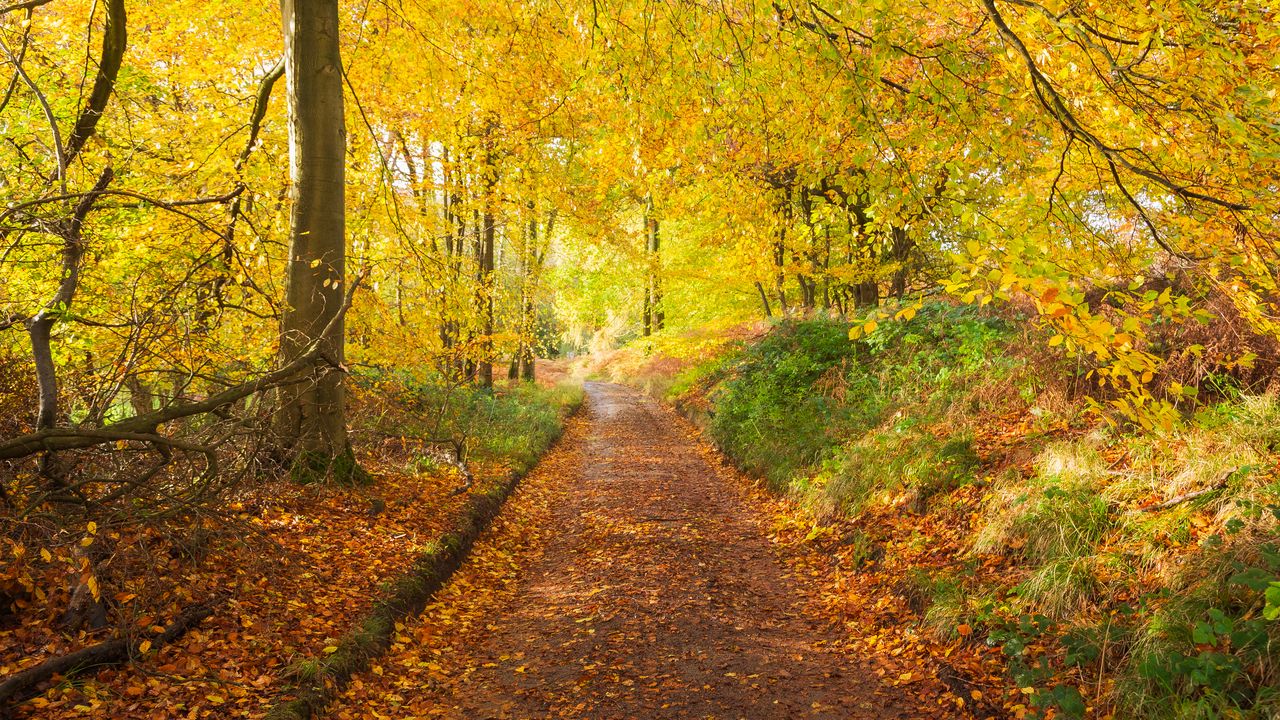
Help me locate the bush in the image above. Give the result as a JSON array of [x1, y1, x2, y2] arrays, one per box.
[[704, 304, 1017, 492], [1117, 525, 1280, 718], [708, 318, 875, 489]]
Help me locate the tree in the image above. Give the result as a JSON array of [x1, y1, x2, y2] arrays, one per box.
[[642, 196, 664, 335], [276, 0, 365, 483]]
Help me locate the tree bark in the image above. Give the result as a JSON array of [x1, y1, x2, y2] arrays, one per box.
[[26, 168, 114, 432], [61, 0, 125, 168], [642, 200, 652, 336], [276, 0, 363, 483], [513, 207, 537, 381]]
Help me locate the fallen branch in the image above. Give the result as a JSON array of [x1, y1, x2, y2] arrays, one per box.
[[1141, 468, 1238, 512], [0, 596, 224, 712]]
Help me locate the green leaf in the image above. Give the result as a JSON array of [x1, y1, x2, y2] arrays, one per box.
[[1265, 583, 1280, 621]]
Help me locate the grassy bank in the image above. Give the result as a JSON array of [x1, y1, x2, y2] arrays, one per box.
[[600, 305, 1280, 719]]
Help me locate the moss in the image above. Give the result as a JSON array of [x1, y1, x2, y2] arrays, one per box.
[[290, 445, 372, 486]]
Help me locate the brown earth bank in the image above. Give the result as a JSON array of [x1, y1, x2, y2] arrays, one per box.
[[331, 382, 956, 719]]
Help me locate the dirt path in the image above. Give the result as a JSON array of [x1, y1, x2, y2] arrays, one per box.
[[332, 382, 916, 719]]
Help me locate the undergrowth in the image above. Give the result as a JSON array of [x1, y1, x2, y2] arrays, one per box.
[[352, 367, 583, 473]]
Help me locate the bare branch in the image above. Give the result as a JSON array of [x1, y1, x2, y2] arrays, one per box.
[[0, 0, 52, 17]]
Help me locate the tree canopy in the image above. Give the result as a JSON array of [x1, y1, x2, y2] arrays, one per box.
[[1, 0, 1277, 445]]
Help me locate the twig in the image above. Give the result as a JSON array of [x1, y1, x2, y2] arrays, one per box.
[[1141, 467, 1238, 512]]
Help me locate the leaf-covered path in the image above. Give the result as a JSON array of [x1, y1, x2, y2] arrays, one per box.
[[331, 383, 921, 719]]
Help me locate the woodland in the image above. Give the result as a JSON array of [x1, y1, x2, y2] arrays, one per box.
[[0, 0, 1278, 718]]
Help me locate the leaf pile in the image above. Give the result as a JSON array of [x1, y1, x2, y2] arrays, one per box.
[[5, 450, 475, 719]]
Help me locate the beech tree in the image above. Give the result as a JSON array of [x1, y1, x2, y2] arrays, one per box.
[[275, 0, 364, 483]]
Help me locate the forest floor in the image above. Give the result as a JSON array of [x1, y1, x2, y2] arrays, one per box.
[[330, 382, 956, 719]]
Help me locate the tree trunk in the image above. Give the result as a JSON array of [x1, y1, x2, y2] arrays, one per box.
[[516, 209, 537, 381], [642, 201, 652, 337], [649, 211, 664, 331], [24, 0, 123, 430], [773, 188, 791, 315], [773, 230, 789, 316], [27, 168, 115, 435], [477, 159, 496, 388], [854, 281, 879, 309], [755, 281, 773, 319], [797, 187, 816, 310], [520, 305, 536, 381], [276, 0, 364, 484], [890, 226, 913, 299]]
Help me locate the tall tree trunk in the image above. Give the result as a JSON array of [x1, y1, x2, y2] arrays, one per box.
[[276, 0, 364, 484], [519, 297, 536, 381], [641, 200, 652, 337], [439, 145, 461, 378], [463, 207, 481, 383], [648, 208, 664, 331], [476, 142, 496, 388], [850, 199, 880, 309], [514, 208, 537, 381], [797, 187, 816, 310]]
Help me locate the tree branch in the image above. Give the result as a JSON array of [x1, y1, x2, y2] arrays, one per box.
[[0, 272, 366, 460], [61, 0, 125, 168], [0, 0, 51, 17]]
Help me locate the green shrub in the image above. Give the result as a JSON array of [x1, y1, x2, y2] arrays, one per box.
[[1116, 526, 1280, 718], [708, 318, 877, 489], [704, 305, 1016, 495]]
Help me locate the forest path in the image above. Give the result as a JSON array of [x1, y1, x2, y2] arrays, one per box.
[[331, 382, 916, 719]]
